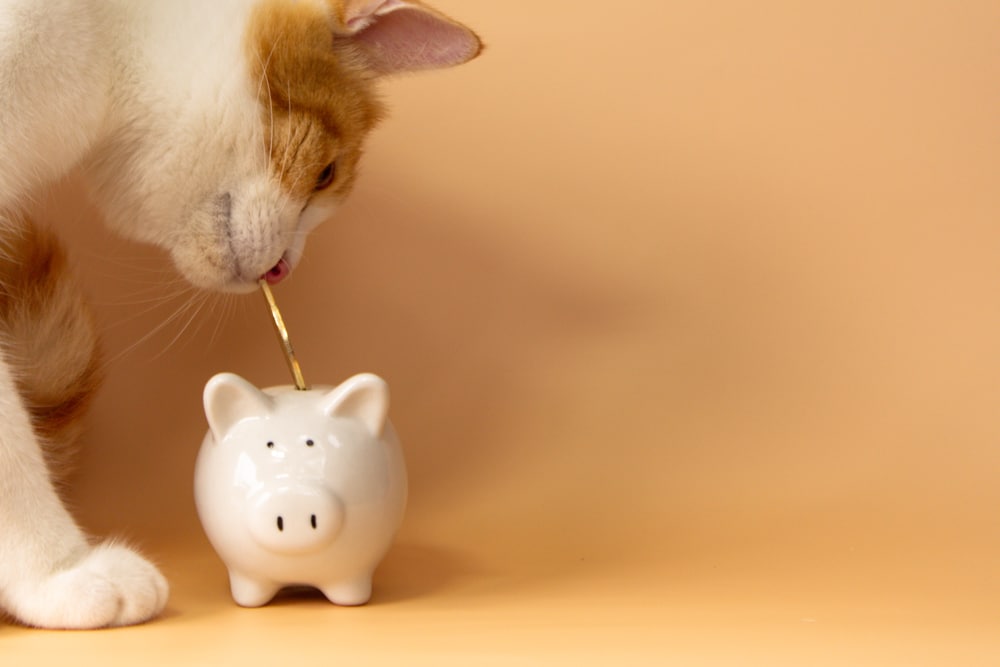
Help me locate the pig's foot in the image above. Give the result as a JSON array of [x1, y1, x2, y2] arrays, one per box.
[[228, 571, 280, 607], [322, 577, 373, 606]]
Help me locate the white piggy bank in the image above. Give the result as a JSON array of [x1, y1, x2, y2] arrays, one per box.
[[194, 372, 407, 607]]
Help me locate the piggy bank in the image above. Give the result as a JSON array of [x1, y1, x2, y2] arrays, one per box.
[[194, 372, 407, 607]]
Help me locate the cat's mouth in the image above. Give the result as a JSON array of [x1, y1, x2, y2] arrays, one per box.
[[202, 252, 294, 294], [262, 258, 291, 285]]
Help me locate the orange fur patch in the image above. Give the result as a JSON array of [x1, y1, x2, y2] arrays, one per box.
[[246, 1, 385, 201], [0, 213, 102, 481]]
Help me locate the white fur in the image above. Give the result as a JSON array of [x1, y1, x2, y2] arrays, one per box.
[[0, 1, 112, 209]]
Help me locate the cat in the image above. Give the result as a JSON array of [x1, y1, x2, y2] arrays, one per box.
[[0, 0, 480, 629]]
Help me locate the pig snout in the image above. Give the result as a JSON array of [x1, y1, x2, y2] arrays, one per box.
[[246, 485, 343, 555]]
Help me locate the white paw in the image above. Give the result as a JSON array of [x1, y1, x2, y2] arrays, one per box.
[[7, 542, 169, 629]]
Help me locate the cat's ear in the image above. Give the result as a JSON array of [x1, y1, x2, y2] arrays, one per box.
[[321, 373, 390, 437], [335, 0, 482, 75], [203, 373, 275, 443]]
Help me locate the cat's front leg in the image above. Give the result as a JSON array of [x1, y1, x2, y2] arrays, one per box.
[[0, 359, 168, 629]]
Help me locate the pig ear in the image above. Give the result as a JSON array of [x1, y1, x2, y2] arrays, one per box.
[[321, 373, 390, 437], [203, 373, 275, 443], [335, 0, 482, 75]]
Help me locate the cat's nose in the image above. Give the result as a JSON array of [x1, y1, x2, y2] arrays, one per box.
[[262, 258, 290, 285]]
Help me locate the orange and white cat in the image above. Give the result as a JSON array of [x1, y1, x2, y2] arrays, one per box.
[[0, 0, 479, 629]]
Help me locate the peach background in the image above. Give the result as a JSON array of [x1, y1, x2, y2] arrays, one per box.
[[6, 1, 1000, 664]]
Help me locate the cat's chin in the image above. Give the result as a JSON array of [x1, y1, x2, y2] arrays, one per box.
[[208, 267, 289, 294], [218, 279, 267, 295], [169, 259, 275, 295]]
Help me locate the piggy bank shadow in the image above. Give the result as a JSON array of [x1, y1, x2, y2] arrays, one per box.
[[263, 542, 478, 607], [370, 542, 483, 604]]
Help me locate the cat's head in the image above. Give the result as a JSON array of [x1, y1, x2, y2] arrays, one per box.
[[91, 0, 480, 293]]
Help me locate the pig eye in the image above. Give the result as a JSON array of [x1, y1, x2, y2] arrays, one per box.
[[266, 441, 275, 449], [306, 439, 315, 447]]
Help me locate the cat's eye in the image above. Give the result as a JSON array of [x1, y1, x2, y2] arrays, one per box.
[[315, 162, 336, 191]]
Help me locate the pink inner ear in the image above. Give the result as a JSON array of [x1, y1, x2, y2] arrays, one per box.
[[351, 7, 481, 73]]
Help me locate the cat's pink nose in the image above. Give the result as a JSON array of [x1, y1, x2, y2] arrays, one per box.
[[262, 258, 290, 285]]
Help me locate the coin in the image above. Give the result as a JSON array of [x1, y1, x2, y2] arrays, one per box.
[[259, 279, 308, 390]]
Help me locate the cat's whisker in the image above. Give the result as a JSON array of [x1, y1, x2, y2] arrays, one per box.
[[67, 243, 183, 277], [94, 289, 190, 315], [189, 290, 224, 344], [99, 300, 191, 329], [207, 292, 246, 349], [205, 294, 231, 348], [91, 278, 193, 313], [284, 171, 305, 202], [265, 61, 276, 165], [275, 79, 297, 192], [99, 270, 190, 293], [151, 291, 211, 360], [155, 288, 206, 347], [281, 223, 311, 246], [281, 78, 294, 187], [71, 258, 194, 307], [102, 286, 201, 367], [253, 48, 268, 102], [267, 89, 274, 166], [254, 41, 279, 169], [88, 285, 190, 310]]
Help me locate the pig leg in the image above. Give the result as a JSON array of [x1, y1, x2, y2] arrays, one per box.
[[321, 575, 373, 606], [228, 570, 280, 607]]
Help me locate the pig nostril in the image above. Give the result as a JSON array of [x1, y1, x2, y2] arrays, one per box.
[[310, 514, 317, 529], [277, 516, 284, 531]]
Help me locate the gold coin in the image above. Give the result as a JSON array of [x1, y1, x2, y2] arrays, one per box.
[[259, 280, 308, 390]]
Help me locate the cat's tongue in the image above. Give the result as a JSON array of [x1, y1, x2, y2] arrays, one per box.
[[262, 258, 290, 285]]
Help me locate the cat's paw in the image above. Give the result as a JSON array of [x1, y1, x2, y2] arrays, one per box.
[[7, 542, 169, 629]]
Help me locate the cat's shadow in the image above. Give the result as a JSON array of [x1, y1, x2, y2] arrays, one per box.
[[265, 181, 648, 519]]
